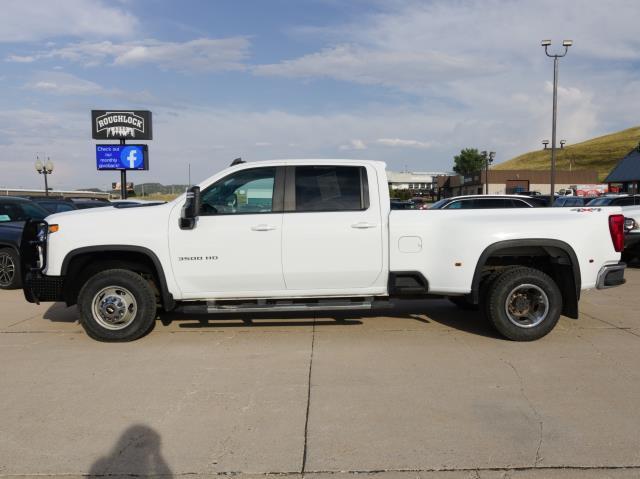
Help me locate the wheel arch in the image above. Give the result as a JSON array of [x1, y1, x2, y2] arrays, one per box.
[[471, 239, 581, 318], [61, 245, 175, 310]]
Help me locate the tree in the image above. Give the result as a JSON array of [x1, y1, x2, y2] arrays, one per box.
[[453, 148, 485, 175]]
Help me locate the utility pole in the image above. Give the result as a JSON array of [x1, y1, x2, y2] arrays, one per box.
[[542, 39, 573, 205]]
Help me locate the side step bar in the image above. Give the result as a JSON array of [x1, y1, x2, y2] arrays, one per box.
[[178, 297, 375, 314]]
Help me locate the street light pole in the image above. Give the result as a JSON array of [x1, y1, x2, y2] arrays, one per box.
[[542, 39, 572, 206], [35, 155, 54, 197], [481, 151, 495, 194]]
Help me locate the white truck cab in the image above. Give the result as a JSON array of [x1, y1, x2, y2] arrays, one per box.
[[21, 159, 627, 342]]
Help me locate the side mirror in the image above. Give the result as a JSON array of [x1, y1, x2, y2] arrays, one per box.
[[180, 186, 200, 230]]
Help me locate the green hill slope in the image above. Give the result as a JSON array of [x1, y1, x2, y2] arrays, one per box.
[[494, 126, 640, 180]]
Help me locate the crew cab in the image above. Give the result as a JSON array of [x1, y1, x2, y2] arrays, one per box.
[[21, 159, 627, 342]]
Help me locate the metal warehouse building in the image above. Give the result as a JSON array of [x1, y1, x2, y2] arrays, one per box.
[[604, 146, 640, 195]]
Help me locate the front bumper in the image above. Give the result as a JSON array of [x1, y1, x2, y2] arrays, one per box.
[[23, 272, 66, 304], [20, 219, 65, 304], [596, 262, 626, 289]]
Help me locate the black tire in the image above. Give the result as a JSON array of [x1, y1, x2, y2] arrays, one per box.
[[0, 248, 21, 290], [485, 267, 562, 341], [77, 269, 157, 342], [480, 268, 519, 320]]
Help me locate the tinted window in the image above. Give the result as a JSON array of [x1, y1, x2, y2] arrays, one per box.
[[587, 197, 611, 206], [38, 201, 75, 213], [429, 199, 449, 209], [443, 200, 465, 209], [294, 166, 367, 212], [615, 197, 639, 206], [473, 198, 512, 208], [510, 199, 532, 208], [0, 201, 47, 221], [201, 167, 276, 215]]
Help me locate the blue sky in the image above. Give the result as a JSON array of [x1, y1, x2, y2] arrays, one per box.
[[1, 0, 640, 190]]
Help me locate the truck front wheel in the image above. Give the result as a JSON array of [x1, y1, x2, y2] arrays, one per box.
[[486, 267, 562, 341], [77, 269, 157, 342]]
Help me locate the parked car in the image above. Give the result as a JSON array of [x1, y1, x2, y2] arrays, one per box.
[[110, 199, 166, 207], [0, 197, 50, 289], [622, 206, 640, 263], [429, 195, 546, 209], [22, 159, 626, 343], [29, 197, 78, 214], [69, 198, 111, 209], [587, 195, 640, 207], [390, 199, 416, 210], [554, 196, 589, 207]]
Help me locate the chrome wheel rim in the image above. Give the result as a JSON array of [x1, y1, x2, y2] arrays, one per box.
[[504, 283, 549, 328], [0, 252, 15, 287], [91, 286, 138, 330]]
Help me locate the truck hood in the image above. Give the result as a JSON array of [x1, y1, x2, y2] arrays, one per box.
[[47, 202, 168, 222]]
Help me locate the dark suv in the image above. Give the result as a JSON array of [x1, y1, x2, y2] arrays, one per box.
[[0, 197, 50, 289], [586, 195, 640, 207], [430, 195, 546, 209]]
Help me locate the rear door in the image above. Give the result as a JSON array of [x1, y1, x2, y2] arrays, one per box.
[[281, 164, 384, 291]]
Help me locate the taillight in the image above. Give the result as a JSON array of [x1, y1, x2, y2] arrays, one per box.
[[609, 214, 625, 252]]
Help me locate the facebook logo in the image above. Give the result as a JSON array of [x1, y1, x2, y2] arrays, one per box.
[[120, 146, 144, 169], [96, 144, 148, 171]]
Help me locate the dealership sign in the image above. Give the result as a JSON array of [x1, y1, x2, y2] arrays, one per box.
[[91, 110, 152, 140], [96, 144, 149, 170]]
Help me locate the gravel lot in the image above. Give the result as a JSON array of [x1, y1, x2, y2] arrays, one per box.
[[1, 268, 639, 478]]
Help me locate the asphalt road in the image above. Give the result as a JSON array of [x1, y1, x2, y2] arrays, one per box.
[[1, 269, 639, 479]]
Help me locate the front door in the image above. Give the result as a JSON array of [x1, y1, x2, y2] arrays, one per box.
[[169, 166, 285, 297], [281, 165, 384, 291]]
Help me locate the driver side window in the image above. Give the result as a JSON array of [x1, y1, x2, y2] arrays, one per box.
[[200, 167, 276, 215]]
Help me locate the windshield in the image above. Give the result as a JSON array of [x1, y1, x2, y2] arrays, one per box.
[[429, 198, 449, 209]]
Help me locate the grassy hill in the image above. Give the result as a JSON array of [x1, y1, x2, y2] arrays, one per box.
[[494, 126, 640, 180]]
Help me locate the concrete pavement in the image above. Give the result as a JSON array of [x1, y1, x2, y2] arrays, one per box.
[[0, 269, 639, 478]]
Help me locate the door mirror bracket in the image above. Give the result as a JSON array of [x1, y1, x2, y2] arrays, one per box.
[[180, 186, 200, 230]]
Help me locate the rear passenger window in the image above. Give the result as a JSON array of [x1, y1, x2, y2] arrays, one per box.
[[510, 199, 531, 208], [475, 199, 511, 208], [294, 166, 368, 212]]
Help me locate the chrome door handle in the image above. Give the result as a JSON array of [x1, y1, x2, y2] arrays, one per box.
[[251, 224, 276, 231], [351, 222, 377, 229]]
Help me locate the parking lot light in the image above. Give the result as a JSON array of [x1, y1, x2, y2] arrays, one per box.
[[35, 155, 54, 197], [542, 39, 573, 204]]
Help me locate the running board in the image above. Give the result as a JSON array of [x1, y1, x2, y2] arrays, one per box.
[[203, 297, 375, 314]]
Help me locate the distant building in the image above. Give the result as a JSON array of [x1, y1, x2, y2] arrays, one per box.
[[604, 146, 640, 195], [387, 170, 452, 195], [436, 169, 599, 198]]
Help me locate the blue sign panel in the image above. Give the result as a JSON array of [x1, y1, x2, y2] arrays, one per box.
[[96, 144, 149, 170]]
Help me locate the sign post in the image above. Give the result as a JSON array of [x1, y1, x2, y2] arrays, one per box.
[[92, 110, 152, 200]]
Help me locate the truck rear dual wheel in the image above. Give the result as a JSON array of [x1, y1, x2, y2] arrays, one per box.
[[485, 267, 562, 341], [77, 269, 157, 342]]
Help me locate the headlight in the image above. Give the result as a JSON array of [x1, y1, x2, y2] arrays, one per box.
[[624, 218, 638, 232], [36, 223, 48, 243]]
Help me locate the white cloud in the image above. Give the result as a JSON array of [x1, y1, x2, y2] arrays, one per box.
[[6, 55, 36, 63], [255, 44, 495, 91], [339, 139, 367, 150], [24, 71, 106, 96], [13, 37, 251, 72], [0, 0, 138, 42], [376, 138, 433, 149]]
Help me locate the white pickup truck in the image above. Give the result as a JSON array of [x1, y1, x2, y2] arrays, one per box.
[[21, 159, 627, 342]]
